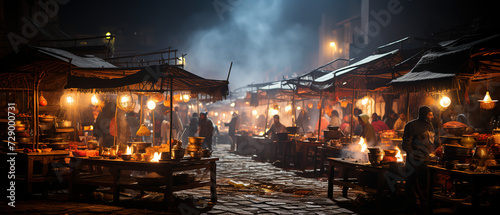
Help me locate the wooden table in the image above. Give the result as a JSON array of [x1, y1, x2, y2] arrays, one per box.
[[269, 140, 294, 167], [8, 150, 70, 195], [426, 165, 500, 214], [319, 146, 342, 174], [69, 157, 218, 211], [327, 157, 405, 212], [295, 140, 323, 171]]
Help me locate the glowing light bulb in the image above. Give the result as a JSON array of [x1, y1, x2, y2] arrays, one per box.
[[252, 110, 257, 116], [182, 94, 190, 102], [440, 96, 451, 108], [91, 95, 99, 105], [147, 100, 156, 110], [361, 97, 369, 106], [66, 96, 74, 104]]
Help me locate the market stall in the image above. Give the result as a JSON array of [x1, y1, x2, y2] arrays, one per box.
[[390, 33, 500, 212]]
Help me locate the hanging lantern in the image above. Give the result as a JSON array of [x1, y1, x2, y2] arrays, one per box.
[[117, 93, 136, 112], [307, 102, 314, 109], [439, 96, 451, 108], [150, 93, 164, 103], [39, 92, 47, 106], [91, 94, 99, 106], [340, 100, 349, 108], [479, 91, 497, 110], [60, 92, 78, 107], [147, 99, 156, 110], [182, 94, 190, 102]]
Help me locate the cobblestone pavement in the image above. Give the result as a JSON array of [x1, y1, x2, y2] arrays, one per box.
[[1, 143, 376, 215]]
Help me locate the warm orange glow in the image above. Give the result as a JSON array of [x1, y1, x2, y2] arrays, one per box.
[[358, 137, 367, 153], [91, 94, 99, 106], [125, 146, 133, 155], [395, 147, 403, 162], [150, 152, 161, 162], [329, 42, 336, 47], [480, 91, 496, 103]]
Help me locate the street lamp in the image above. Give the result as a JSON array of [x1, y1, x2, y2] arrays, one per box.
[[105, 32, 112, 40]]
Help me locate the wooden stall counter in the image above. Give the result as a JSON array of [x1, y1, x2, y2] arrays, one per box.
[[69, 157, 218, 212], [426, 164, 500, 214], [4, 150, 71, 195], [327, 157, 405, 212]]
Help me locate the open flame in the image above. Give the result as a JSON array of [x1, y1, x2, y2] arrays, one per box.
[[150, 152, 161, 162], [125, 145, 133, 155], [358, 137, 368, 153], [395, 147, 403, 162]]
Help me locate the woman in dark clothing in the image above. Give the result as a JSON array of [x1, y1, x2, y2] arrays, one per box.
[[402, 106, 436, 212]]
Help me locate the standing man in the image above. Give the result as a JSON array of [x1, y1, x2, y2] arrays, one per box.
[[199, 112, 214, 150], [402, 106, 435, 213], [224, 112, 239, 151]]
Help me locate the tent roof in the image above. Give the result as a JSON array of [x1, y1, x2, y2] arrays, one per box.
[[65, 64, 229, 101], [310, 49, 402, 92], [390, 34, 500, 92]]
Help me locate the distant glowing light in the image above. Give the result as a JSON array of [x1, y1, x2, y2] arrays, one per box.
[[182, 94, 190, 102], [105, 32, 112, 40], [91, 95, 99, 106], [215, 112, 219, 116], [252, 110, 257, 116], [147, 100, 156, 110], [440, 96, 451, 108], [230, 102, 235, 107], [66, 96, 74, 104], [285, 105, 292, 112], [361, 97, 369, 106], [329, 42, 336, 47]]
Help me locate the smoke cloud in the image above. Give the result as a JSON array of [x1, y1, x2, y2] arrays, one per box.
[[184, 0, 314, 90]]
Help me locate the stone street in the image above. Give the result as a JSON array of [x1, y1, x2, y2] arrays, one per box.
[[1, 143, 405, 215]]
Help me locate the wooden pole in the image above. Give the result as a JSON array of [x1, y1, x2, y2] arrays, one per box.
[[318, 91, 323, 140], [350, 90, 356, 143], [169, 77, 173, 153], [264, 93, 270, 134], [152, 108, 155, 146]]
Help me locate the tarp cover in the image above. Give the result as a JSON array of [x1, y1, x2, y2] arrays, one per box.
[[390, 34, 500, 92]]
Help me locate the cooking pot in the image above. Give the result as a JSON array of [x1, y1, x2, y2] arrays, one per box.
[[127, 142, 151, 153], [443, 127, 467, 136], [460, 136, 476, 149], [368, 152, 384, 165], [327, 126, 340, 131], [39, 123, 53, 131], [18, 136, 31, 144], [286, 126, 298, 134], [472, 146, 491, 166], [45, 137, 64, 143], [56, 120, 72, 128], [47, 142, 69, 150], [188, 137, 205, 146]]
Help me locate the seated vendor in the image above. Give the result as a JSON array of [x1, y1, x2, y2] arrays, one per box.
[[264, 115, 287, 140]]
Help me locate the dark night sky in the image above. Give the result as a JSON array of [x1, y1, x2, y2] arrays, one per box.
[[57, 0, 498, 90]]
